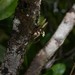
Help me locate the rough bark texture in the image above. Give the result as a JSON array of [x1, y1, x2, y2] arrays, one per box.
[[24, 4, 75, 75], [0, 0, 41, 75]]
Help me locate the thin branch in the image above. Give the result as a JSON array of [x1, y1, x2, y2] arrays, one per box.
[[70, 63, 75, 75], [25, 4, 75, 75]]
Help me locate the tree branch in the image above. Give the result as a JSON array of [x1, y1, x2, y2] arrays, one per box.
[[0, 0, 41, 75], [24, 4, 75, 75]]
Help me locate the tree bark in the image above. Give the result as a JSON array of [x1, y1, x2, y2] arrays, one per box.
[[0, 0, 41, 75]]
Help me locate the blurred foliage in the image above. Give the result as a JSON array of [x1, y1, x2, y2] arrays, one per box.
[[0, 29, 9, 43], [42, 63, 66, 75], [51, 63, 66, 75], [0, 45, 6, 62], [0, 0, 18, 20], [0, 0, 75, 75]]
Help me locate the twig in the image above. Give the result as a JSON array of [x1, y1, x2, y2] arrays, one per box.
[[70, 63, 75, 75], [45, 55, 56, 69], [65, 47, 75, 56]]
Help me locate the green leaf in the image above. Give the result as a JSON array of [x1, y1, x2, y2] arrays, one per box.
[[0, 45, 6, 62], [52, 63, 66, 75], [37, 15, 47, 28], [0, 0, 18, 20]]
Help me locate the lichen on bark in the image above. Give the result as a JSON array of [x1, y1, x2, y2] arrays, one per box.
[[0, 0, 41, 75]]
